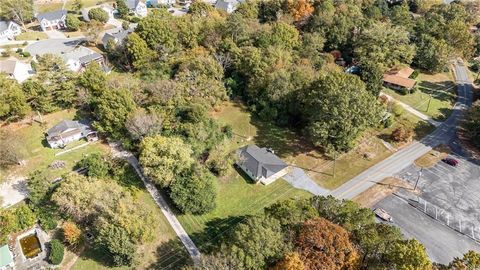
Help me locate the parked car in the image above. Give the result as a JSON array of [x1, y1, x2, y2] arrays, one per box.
[[374, 208, 393, 222], [442, 157, 459, 167]]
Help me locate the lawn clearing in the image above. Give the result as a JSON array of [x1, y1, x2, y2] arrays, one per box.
[[15, 32, 48, 41], [177, 175, 311, 252], [0, 110, 108, 181], [383, 72, 456, 121], [35, 0, 110, 12], [210, 101, 433, 190]]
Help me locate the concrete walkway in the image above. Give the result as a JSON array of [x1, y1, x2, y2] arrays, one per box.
[[331, 61, 473, 200], [381, 92, 442, 127], [108, 142, 201, 264], [283, 167, 329, 196]]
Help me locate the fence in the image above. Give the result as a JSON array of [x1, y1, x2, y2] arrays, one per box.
[[410, 197, 480, 242]]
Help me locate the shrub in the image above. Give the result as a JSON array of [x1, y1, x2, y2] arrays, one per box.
[[463, 100, 480, 149], [383, 115, 394, 128], [122, 21, 130, 30], [410, 70, 419, 79], [88, 8, 109, 23], [391, 102, 404, 117], [66, 14, 81, 31], [49, 239, 64, 265], [21, 51, 31, 57], [16, 48, 23, 53], [63, 221, 81, 246], [391, 126, 413, 143]]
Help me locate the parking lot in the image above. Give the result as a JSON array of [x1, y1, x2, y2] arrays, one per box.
[[374, 149, 480, 264]]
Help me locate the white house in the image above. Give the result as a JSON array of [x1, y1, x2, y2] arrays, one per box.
[[61, 46, 104, 72], [0, 59, 34, 83], [46, 120, 97, 148], [125, 0, 148, 17], [82, 4, 115, 22], [236, 145, 291, 185], [148, 0, 175, 7], [0, 21, 21, 42], [36, 9, 67, 31], [215, 0, 243, 13], [101, 27, 133, 49]]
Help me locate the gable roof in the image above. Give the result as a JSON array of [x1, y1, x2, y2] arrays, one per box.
[[125, 0, 140, 9], [62, 46, 102, 64], [46, 120, 84, 137], [383, 67, 416, 89], [36, 9, 67, 22], [0, 21, 14, 32], [238, 145, 288, 179], [102, 27, 133, 46], [0, 245, 13, 268], [215, 0, 243, 12]]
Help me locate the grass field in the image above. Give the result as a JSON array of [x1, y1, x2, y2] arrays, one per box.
[[210, 101, 433, 190], [177, 176, 311, 252], [35, 0, 109, 13], [0, 110, 109, 181], [15, 32, 48, 41], [383, 72, 456, 121]]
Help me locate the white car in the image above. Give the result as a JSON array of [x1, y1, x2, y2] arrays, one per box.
[[374, 208, 393, 222]]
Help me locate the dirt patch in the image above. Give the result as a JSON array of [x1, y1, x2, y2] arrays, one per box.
[[353, 177, 414, 208], [414, 144, 451, 168]]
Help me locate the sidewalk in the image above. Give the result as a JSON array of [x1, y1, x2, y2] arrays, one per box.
[[381, 92, 441, 127]]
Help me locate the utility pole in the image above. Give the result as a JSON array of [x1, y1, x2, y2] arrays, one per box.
[[426, 94, 432, 112], [414, 168, 423, 191], [333, 151, 337, 178]]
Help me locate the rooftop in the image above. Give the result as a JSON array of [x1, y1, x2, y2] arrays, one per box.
[[383, 67, 416, 89], [238, 145, 288, 179], [46, 120, 87, 137], [36, 9, 67, 21], [0, 245, 13, 268], [0, 21, 14, 32], [0, 59, 17, 74]]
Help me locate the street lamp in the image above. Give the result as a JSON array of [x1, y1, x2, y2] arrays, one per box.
[[414, 168, 423, 191]]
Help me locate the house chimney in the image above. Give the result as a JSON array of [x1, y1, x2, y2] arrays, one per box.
[[266, 148, 274, 154]]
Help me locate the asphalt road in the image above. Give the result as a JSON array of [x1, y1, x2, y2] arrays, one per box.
[[25, 38, 85, 57], [331, 61, 473, 200], [376, 195, 480, 265]]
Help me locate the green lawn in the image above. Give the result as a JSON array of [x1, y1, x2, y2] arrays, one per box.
[[383, 72, 456, 121], [0, 110, 108, 181], [177, 176, 311, 252], [36, 0, 110, 13], [15, 32, 48, 41]]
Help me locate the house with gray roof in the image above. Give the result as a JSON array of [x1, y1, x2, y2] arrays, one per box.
[[0, 21, 21, 42], [61, 46, 104, 72], [125, 0, 148, 17], [36, 9, 67, 31], [46, 120, 97, 148], [101, 27, 133, 49], [236, 145, 291, 185], [215, 0, 244, 13]]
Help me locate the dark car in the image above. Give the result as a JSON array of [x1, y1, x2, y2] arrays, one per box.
[[442, 157, 459, 167]]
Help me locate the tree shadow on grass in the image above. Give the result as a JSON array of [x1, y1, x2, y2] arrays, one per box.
[[250, 117, 317, 159], [417, 81, 457, 104], [147, 239, 192, 270], [189, 216, 246, 254]]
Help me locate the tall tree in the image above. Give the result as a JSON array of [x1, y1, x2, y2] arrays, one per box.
[[302, 71, 382, 153], [139, 135, 194, 187], [27, 170, 50, 205], [270, 252, 306, 270], [0, 75, 29, 121], [0, 0, 34, 30], [295, 218, 359, 270], [125, 33, 157, 70], [385, 239, 431, 270]]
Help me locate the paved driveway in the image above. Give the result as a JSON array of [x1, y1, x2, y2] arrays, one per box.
[[45, 30, 67, 39], [0, 177, 28, 208], [25, 38, 85, 57], [375, 195, 480, 265], [284, 167, 328, 196]]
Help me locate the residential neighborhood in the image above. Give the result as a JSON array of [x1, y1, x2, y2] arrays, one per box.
[[1, 0, 480, 269]]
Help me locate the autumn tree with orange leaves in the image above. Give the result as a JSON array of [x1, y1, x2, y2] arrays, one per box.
[[295, 217, 359, 270], [62, 221, 81, 246], [287, 0, 313, 22], [270, 252, 306, 270]]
